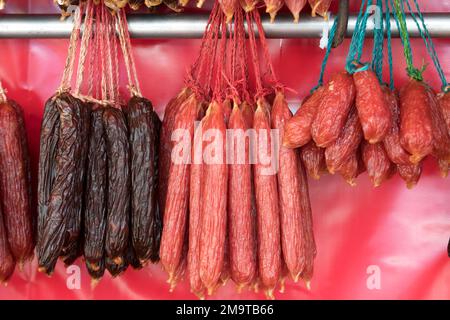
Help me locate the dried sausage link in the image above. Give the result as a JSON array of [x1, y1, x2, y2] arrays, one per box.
[[37, 93, 86, 275], [312, 72, 355, 147], [84, 106, 107, 279], [253, 98, 281, 299], [124, 96, 161, 264], [283, 87, 324, 149], [103, 106, 130, 267]]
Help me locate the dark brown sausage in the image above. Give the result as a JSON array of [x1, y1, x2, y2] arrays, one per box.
[[103, 106, 130, 267], [83, 106, 107, 280], [37, 93, 86, 275], [124, 96, 161, 265]]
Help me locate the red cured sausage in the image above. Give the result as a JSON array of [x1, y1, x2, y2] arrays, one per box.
[[426, 87, 450, 163], [228, 102, 256, 290], [199, 101, 228, 295], [362, 142, 394, 187], [158, 88, 191, 218], [325, 107, 363, 173], [353, 69, 391, 144], [311, 71, 356, 147], [241, 100, 255, 129], [297, 150, 316, 284], [253, 98, 281, 299], [300, 141, 326, 180], [399, 79, 433, 164], [160, 93, 203, 283], [438, 92, 450, 132], [335, 152, 360, 186], [283, 86, 324, 149], [437, 91, 450, 177], [398, 163, 422, 189], [188, 117, 205, 299], [271, 91, 305, 282], [382, 87, 412, 165]]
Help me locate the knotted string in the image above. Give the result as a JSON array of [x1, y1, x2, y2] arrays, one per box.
[[212, 12, 227, 102], [385, 0, 395, 90], [75, 0, 94, 96], [121, 9, 142, 97], [371, 0, 384, 83], [117, 9, 141, 97], [186, 1, 221, 99], [246, 11, 266, 100], [253, 10, 279, 89], [237, 7, 251, 104], [405, 0, 448, 91], [225, 6, 242, 104], [345, 0, 371, 74], [313, 16, 338, 92], [57, 2, 83, 94], [391, 0, 424, 81], [104, 5, 116, 103]]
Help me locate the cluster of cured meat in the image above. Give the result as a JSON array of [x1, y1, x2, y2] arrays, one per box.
[[158, 2, 316, 299], [284, 70, 450, 188], [36, 1, 161, 284]]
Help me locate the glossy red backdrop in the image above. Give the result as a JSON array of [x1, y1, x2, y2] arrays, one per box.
[[0, 0, 449, 300]]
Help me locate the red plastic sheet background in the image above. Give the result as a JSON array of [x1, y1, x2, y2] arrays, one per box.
[[0, 0, 449, 300]]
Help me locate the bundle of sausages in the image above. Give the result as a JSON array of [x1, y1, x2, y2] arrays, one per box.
[[159, 2, 316, 299], [285, 73, 450, 188], [37, 1, 161, 284], [284, 0, 450, 189]]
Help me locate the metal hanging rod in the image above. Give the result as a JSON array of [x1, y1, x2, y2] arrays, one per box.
[[0, 13, 448, 39]]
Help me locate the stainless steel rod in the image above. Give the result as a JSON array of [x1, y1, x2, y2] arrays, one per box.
[[0, 13, 449, 39]]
